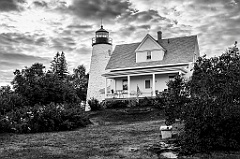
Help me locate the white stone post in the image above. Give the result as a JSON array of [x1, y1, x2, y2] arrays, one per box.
[[152, 73, 156, 96], [127, 75, 130, 98]]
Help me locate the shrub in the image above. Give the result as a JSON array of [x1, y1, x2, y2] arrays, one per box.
[[138, 97, 154, 107], [87, 98, 102, 111], [175, 43, 240, 155], [0, 103, 90, 133], [105, 100, 128, 109], [163, 75, 190, 125], [179, 98, 240, 154], [0, 86, 28, 115]]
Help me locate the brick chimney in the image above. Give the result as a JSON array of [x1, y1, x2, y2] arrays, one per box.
[[157, 31, 162, 43]]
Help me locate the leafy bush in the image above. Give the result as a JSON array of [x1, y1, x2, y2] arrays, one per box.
[[169, 43, 240, 154], [88, 98, 102, 111], [0, 86, 28, 115], [105, 100, 128, 109], [0, 103, 91, 133], [104, 97, 166, 109], [163, 75, 191, 125], [180, 98, 240, 154]]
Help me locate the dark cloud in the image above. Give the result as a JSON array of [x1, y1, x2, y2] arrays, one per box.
[[0, 52, 51, 85], [33, 1, 48, 8], [190, 0, 240, 14], [67, 24, 93, 29], [0, 52, 51, 64], [0, 33, 33, 45], [0, 61, 21, 70], [50, 37, 76, 52], [0, 0, 25, 12], [138, 25, 151, 30], [66, 0, 135, 21], [35, 37, 47, 45], [118, 9, 167, 24], [0, 33, 47, 46], [114, 25, 137, 37]]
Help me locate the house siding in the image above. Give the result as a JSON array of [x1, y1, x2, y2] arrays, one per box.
[[136, 50, 164, 63], [111, 74, 176, 97]]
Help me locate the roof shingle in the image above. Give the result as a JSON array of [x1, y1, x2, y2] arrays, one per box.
[[106, 35, 197, 70]]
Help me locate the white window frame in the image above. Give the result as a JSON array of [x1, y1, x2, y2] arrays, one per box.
[[146, 51, 151, 60]]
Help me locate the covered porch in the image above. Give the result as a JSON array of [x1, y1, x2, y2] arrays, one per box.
[[103, 66, 188, 100]]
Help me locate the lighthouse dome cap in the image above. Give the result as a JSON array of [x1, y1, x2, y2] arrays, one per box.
[[96, 25, 108, 33]]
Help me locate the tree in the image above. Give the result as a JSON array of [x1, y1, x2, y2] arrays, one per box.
[[59, 51, 68, 79], [72, 65, 88, 101], [189, 41, 240, 101], [0, 86, 27, 114], [50, 52, 60, 74], [178, 42, 240, 154], [11, 63, 46, 105], [50, 52, 68, 79]]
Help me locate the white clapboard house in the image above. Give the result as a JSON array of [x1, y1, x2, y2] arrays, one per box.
[[86, 25, 200, 103]]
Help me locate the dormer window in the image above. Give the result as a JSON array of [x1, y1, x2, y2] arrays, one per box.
[[147, 51, 151, 60], [135, 34, 165, 63]]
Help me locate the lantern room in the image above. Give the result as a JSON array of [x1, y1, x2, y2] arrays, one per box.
[[92, 25, 112, 46]]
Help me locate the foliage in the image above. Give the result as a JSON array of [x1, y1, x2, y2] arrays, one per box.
[[164, 75, 190, 125], [71, 65, 88, 101], [10, 53, 85, 106], [103, 97, 166, 109], [50, 52, 68, 79], [0, 52, 90, 133], [87, 98, 102, 111], [11, 65, 80, 105], [105, 100, 129, 109], [180, 98, 240, 154], [173, 42, 240, 154], [137, 97, 165, 109], [0, 103, 91, 133], [0, 86, 28, 115]]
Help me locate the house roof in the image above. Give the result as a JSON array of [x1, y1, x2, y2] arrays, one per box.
[[106, 35, 198, 70]]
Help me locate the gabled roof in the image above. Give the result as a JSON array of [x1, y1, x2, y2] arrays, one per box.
[[106, 35, 198, 70], [135, 34, 165, 52]]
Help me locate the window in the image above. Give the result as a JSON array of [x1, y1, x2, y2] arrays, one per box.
[[147, 51, 151, 60], [145, 80, 150, 89], [122, 79, 128, 90]]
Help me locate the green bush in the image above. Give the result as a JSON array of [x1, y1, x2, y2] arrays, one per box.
[[105, 100, 128, 109], [163, 75, 191, 125], [88, 98, 102, 111], [180, 98, 240, 154], [0, 103, 91, 133], [168, 43, 240, 155], [104, 97, 166, 109]]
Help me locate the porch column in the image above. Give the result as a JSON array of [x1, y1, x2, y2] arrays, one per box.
[[127, 75, 130, 98], [105, 78, 107, 99], [113, 79, 116, 92], [152, 73, 156, 96]]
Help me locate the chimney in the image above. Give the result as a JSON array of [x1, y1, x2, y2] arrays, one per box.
[[157, 31, 162, 43]]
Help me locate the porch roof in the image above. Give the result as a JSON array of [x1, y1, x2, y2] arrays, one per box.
[[102, 65, 188, 78]]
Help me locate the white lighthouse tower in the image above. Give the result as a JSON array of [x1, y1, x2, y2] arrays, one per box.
[[86, 25, 112, 109]]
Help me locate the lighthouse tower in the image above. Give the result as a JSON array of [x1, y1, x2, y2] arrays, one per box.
[[86, 25, 112, 107]]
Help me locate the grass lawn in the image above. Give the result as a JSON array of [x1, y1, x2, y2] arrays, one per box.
[[0, 108, 240, 159]]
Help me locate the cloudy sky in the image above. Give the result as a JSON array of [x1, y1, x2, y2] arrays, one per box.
[[0, 0, 239, 86]]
